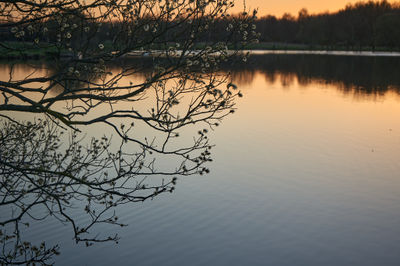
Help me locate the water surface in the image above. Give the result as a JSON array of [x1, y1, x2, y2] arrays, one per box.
[[2, 54, 400, 265]]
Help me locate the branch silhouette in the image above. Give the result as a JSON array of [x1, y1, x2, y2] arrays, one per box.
[[0, 0, 258, 264]]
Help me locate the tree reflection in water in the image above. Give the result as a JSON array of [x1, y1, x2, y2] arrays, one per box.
[[230, 54, 400, 97]]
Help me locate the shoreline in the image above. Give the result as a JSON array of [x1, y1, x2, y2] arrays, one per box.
[[2, 49, 400, 61], [247, 50, 400, 57]]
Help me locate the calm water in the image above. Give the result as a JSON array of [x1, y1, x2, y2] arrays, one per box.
[[2, 55, 400, 265]]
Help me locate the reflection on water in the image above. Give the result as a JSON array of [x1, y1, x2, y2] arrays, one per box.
[[108, 55, 400, 99], [1, 54, 400, 265], [3, 54, 399, 99], [230, 55, 400, 98]]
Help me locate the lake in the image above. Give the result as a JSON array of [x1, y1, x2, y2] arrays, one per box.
[[1, 54, 400, 265]]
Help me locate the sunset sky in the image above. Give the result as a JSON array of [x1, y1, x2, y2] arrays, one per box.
[[231, 0, 398, 17]]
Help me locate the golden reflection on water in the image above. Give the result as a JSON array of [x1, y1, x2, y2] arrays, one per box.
[[223, 70, 400, 174], [233, 69, 400, 102], [2, 57, 400, 126], [207, 69, 400, 220]]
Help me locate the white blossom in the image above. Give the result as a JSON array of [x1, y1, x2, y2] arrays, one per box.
[[15, 31, 25, 38]]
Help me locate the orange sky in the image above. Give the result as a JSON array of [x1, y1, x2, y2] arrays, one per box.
[[231, 0, 398, 17]]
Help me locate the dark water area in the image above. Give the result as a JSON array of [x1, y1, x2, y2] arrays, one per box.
[[232, 54, 400, 95], [1, 54, 400, 265], [112, 53, 400, 97], [3, 53, 400, 96]]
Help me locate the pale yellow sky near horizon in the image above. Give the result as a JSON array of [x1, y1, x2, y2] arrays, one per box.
[[230, 0, 398, 17]]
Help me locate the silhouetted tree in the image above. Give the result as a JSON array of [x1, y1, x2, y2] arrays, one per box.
[[0, 0, 257, 264], [374, 12, 400, 49]]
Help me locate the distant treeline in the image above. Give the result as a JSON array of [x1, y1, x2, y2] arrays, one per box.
[[1, 1, 400, 51], [255, 0, 400, 50]]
